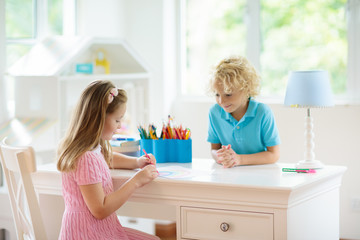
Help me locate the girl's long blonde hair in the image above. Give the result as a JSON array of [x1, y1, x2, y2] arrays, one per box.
[[57, 80, 127, 172]]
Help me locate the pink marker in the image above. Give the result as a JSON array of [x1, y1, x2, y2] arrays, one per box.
[[296, 169, 317, 173], [142, 149, 159, 174]]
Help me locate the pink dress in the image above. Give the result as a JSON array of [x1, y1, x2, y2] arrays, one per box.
[[59, 145, 159, 240]]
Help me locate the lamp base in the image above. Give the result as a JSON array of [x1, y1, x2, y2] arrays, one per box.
[[296, 160, 324, 169]]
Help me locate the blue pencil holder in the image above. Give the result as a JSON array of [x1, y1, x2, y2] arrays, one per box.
[[140, 139, 192, 163]]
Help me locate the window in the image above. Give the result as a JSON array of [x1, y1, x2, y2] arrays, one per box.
[[5, 0, 35, 67], [182, 0, 358, 101], [5, 0, 67, 68], [261, 0, 347, 96]]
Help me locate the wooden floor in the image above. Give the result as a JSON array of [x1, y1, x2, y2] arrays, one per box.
[[156, 222, 176, 240], [160, 237, 176, 240]]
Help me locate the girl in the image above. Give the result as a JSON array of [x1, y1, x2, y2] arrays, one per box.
[[57, 80, 160, 240], [207, 56, 281, 168]]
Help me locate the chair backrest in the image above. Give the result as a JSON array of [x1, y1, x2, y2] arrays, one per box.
[[0, 138, 48, 240]]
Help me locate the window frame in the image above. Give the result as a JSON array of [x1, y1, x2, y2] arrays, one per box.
[[178, 0, 360, 104], [347, 0, 360, 103]]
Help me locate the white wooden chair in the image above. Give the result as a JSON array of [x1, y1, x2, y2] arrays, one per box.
[[0, 138, 48, 240]]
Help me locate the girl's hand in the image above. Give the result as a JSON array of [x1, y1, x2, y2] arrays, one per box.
[[137, 153, 156, 168], [132, 164, 158, 188], [216, 145, 237, 168]]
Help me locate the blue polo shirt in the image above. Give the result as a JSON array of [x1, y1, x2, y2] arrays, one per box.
[[207, 99, 280, 154]]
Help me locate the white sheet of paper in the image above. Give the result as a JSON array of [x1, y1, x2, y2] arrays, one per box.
[[157, 166, 210, 179]]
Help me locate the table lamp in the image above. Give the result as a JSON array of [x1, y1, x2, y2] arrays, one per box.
[[284, 70, 334, 169]]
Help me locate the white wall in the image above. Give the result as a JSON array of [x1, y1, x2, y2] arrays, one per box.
[[122, 0, 165, 122], [77, 0, 125, 38], [121, 0, 179, 121]]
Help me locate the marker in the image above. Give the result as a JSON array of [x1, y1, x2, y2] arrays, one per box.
[[142, 148, 150, 159], [142, 149, 159, 174], [282, 168, 316, 173]]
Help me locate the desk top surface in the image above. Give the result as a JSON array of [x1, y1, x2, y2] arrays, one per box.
[[37, 158, 346, 190]]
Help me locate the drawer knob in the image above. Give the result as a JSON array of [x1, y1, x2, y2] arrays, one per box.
[[220, 222, 230, 232]]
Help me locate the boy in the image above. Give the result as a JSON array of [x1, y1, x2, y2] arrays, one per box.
[[207, 56, 280, 168]]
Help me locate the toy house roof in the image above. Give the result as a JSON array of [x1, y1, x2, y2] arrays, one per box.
[[8, 36, 149, 76]]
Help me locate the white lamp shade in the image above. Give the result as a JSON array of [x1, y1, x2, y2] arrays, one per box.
[[284, 70, 334, 108]]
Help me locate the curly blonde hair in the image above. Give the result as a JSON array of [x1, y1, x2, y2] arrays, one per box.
[[209, 56, 261, 97], [57, 80, 127, 172]]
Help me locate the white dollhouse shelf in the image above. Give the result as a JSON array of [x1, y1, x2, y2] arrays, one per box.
[[7, 36, 150, 144]]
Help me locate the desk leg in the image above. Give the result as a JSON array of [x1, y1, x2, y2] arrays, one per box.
[[274, 208, 287, 240], [176, 205, 182, 240]]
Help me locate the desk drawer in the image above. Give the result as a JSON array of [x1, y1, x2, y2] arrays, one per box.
[[181, 207, 273, 240]]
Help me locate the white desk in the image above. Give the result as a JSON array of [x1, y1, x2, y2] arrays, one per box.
[[33, 159, 346, 240]]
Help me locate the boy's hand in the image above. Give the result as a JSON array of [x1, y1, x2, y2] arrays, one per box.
[[216, 144, 237, 168]]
